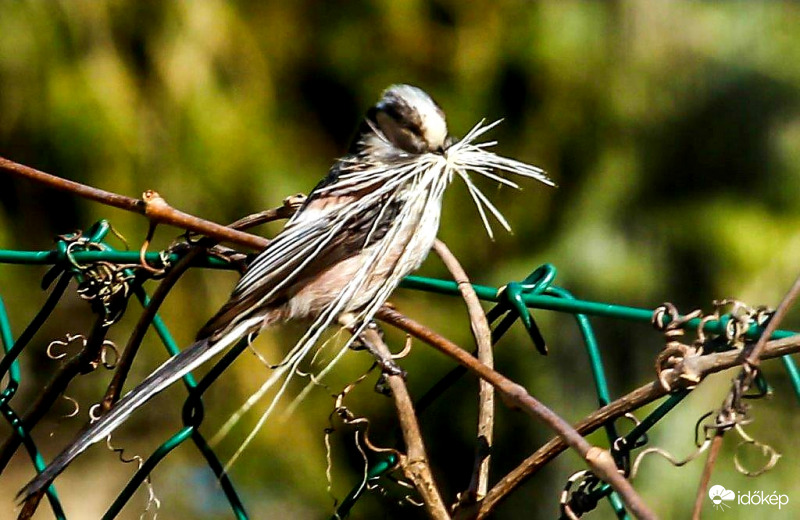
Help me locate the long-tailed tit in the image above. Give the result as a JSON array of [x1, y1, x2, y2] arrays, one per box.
[[20, 84, 553, 499]]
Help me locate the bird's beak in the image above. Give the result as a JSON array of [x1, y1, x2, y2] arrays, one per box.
[[440, 135, 457, 154]]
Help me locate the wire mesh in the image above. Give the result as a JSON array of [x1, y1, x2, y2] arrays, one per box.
[[1, 219, 799, 519]]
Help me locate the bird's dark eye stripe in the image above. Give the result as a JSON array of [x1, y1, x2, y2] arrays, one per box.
[[379, 100, 424, 135], [380, 103, 407, 123]]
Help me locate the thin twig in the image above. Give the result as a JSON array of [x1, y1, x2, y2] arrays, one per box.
[[691, 431, 724, 520], [101, 253, 202, 411], [359, 327, 450, 519], [477, 333, 800, 518], [744, 272, 800, 369], [690, 272, 800, 519], [432, 240, 494, 505], [0, 156, 269, 250], [377, 307, 656, 520]]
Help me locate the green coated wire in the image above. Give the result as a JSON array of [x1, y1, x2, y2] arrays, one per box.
[[0, 226, 245, 519], [0, 274, 73, 403], [100, 287, 248, 518], [331, 453, 398, 519], [545, 286, 627, 517], [133, 289, 198, 390], [0, 248, 232, 268], [401, 276, 800, 341], [1, 402, 66, 519], [0, 296, 21, 388], [569, 392, 691, 516], [495, 265, 627, 517], [622, 392, 690, 452], [104, 329, 251, 519], [3, 236, 800, 518], [780, 357, 800, 403], [1, 248, 798, 342], [0, 297, 66, 518], [191, 431, 249, 519], [102, 426, 194, 520]]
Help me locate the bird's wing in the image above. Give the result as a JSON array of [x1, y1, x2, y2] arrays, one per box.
[[198, 180, 400, 341]]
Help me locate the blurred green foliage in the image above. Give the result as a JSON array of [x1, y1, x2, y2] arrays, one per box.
[[2, 1, 800, 518]]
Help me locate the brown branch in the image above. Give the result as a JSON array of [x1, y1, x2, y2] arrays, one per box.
[[477, 333, 800, 518], [432, 240, 494, 506], [377, 307, 656, 520], [691, 431, 724, 520], [0, 156, 269, 250], [690, 272, 800, 519], [225, 195, 305, 229], [745, 272, 800, 369], [358, 326, 450, 519], [17, 491, 42, 520], [101, 251, 202, 412]]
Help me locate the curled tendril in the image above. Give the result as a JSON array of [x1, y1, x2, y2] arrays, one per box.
[[58, 231, 139, 326], [104, 435, 161, 519], [693, 411, 715, 447], [651, 299, 775, 393], [46, 334, 87, 360], [652, 304, 703, 391], [712, 299, 774, 348], [45, 334, 87, 423], [100, 339, 119, 369], [86, 399, 161, 519], [138, 223, 173, 276], [89, 403, 104, 423], [611, 413, 647, 455], [631, 436, 713, 479], [733, 424, 781, 476], [61, 395, 80, 418], [391, 335, 413, 360], [324, 365, 404, 511], [375, 474, 423, 508]]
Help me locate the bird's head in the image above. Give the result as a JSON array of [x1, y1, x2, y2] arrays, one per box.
[[356, 84, 454, 157]]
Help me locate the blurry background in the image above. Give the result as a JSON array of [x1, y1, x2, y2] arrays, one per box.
[[2, 1, 800, 518]]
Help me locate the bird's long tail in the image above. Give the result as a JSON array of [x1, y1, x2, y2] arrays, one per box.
[[18, 317, 262, 501]]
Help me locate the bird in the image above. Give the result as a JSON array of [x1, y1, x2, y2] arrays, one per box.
[[19, 84, 553, 499]]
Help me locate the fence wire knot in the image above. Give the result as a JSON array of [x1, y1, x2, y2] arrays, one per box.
[[57, 231, 136, 326], [559, 470, 603, 519], [652, 303, 704, 391]]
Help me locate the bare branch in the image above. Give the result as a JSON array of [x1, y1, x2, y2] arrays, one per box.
[[691, 432, 724, 520], [745, 272, 800, 369], [358, 326, 450, 519], [478, 333, 800, 518], [433, 240, 494, 505], [377, 307, 656, 519], [0, 156, 270, 250], [692, 272, 800, 517]]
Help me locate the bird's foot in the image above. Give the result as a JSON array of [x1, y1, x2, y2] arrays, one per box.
[[351, 321, 406, 378]]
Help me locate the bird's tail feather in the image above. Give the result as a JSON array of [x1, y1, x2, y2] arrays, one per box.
[[18, 317, 261, 501]]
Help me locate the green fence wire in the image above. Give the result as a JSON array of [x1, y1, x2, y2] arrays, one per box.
[[1, 219, 798, 519]]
